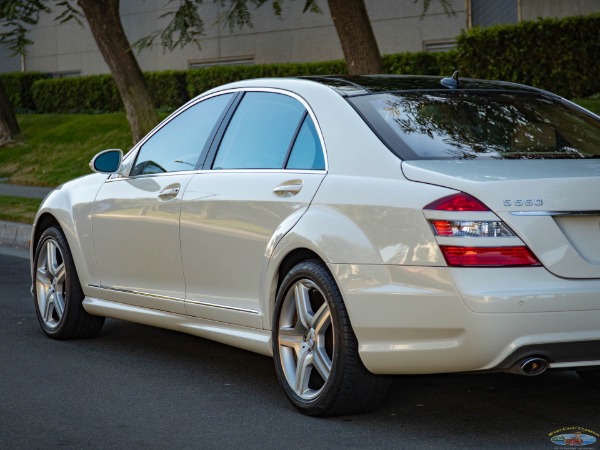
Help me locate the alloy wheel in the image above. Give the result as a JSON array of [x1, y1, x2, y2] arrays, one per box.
[[277, 279, 334, 400], [35, 238, 66, 330]]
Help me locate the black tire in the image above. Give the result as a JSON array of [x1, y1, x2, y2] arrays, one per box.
[[272, 259, 391, 416], [577, 369, 600, 389], [33, 226, 104, 339]]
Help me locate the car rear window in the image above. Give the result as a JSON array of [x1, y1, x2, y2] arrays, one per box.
[[348, 91, 600, 160]]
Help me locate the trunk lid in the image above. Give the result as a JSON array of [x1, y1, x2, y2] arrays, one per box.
[[402, 159, 600, 278]]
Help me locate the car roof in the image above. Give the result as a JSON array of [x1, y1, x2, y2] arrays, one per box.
[[300, 74, 548, 97]]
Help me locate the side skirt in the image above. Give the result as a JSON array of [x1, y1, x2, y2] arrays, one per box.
[[83, 297, 273, 357]]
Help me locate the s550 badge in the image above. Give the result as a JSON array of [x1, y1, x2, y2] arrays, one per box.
[[503, 199, 543, 207]]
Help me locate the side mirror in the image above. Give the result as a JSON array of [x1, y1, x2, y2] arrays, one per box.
[[90, 149, 123, 173]]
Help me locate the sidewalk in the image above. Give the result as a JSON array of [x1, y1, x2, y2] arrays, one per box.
[[0, 180, 53, 199], [0, 182, 54, 259]]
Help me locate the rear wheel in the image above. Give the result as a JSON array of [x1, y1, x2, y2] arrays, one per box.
[[577, 369, 600, 388], [272, 260, 390, 416], [33, 226, 104, 339]]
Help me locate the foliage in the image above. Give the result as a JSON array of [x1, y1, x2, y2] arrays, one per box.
[[0, 72, 48, 112], [32, 75, 122, 113], [133, 0, 321, 52], [145, 70, 190, 110], [187, 61, 346, 96], [0, 195, 41, 223], [383, 51, 457, 76], [0, 113, 133, 186], [31, 71, 189, 113], [0, 0, 49, 54], [456, 13, 600, 98]]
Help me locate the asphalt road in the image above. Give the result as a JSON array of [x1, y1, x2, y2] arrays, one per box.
[[1, 252, 598, 449]]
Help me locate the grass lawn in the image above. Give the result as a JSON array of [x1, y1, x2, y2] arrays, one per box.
[[0, 113, 133, 187], [573, 98, 600, 115], [0, 99, 598, 224], [0, 195, 42, 224]]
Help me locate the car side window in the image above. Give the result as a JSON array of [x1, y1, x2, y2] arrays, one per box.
[[131, 93, 233, 176], [213, 92, 306, 170], [286, 115, 325, 170]]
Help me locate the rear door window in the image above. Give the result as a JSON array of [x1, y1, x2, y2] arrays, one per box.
[[212, 92, 325, 170]]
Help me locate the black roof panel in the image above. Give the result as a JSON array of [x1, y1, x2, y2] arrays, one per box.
[[301, 74, 546, 96]]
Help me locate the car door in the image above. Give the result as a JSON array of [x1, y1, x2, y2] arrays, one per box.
[[180, 90, 327, 328], [91, 92, 235, 313]]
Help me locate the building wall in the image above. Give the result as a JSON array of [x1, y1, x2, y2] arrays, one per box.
[[0, 44, 20, 73], [23, 0, 467, 76], [13, 0, 600, 76], [520, 0, 600, 21]]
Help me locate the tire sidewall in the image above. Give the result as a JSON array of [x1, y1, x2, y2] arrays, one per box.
[[272, 260, 347, 416], [33, 227, 79, 337]]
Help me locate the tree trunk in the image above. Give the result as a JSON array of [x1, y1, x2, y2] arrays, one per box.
[[0, 83, 20, 146], [77, 0, 159, 144], [327, 0, 383, 75]]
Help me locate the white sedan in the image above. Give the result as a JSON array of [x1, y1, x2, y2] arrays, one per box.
[[31, 75, 600, 416]]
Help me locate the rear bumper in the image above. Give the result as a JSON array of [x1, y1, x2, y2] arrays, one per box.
[[329, 264, 600, 375]]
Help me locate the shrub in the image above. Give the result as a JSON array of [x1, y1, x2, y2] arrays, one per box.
[[186, 61, 347, 97], [383, 51, 457, 76], [456, 13, 600, 98], [0, 72, 49, 112], [32, 71, 190, 113], [145, 70, 189, 110], [32, 75, 122, 113]]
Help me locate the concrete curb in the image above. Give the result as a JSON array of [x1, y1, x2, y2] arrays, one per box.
[[0, 220, 32, 250]]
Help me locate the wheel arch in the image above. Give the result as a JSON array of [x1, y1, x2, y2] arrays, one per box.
[[263, 245, 328, 331]]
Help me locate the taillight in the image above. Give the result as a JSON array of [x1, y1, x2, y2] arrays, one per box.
[[424, 193, 489, 212], [425, 193, 541, 267], [439, 246, 541, 267]]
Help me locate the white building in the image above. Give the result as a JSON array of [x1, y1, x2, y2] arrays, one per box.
[[1, 0, 599, 76]]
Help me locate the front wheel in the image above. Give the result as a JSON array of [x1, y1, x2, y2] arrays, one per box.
[[272, 260, 390, 416], [33, 226, 104, 339]]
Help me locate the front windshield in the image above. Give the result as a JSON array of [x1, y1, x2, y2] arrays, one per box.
[[349, 91, 600, 160]]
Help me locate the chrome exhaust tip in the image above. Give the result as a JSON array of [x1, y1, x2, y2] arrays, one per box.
[[518, 357, 548, 376]]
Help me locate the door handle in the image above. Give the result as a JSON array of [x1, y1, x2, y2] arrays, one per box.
[[273, 180, 303, 197], [158, 186, 180, 199]]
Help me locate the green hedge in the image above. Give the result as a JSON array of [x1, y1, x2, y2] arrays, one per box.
[[146, 70, 189, 110], [186, 61, 347, 97], [9, 12, 600, 113], [31, 70, 189, 113], [383, 51, 457, 76], [0, 72, 49, 111], [32, 75, 121, 113], [457, 13, 600, 98]]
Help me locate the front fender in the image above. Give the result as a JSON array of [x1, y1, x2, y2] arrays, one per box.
[[32, 173, 108, 291]]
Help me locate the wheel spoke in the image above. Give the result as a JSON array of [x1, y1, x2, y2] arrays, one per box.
[[46, 241, 58, 276], [312, 302, 331, 336], [53, 292, 65, 320], [36, 266, 52, 286], [294, 347, 313, 396], [313, 345, 332, 381], [55, 263, 66, 285], [294, 282, 314, 329], [43, 291, 55, 322], [278, 326, 304, 351]]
